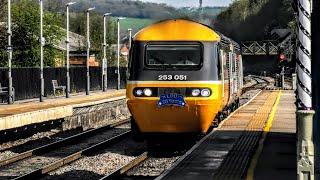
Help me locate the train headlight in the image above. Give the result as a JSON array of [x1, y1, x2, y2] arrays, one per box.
[[135, 89, 143, 96], [143, 88, 153, 97], [191, 89, 201, 97], [201, 89, 211, 97]]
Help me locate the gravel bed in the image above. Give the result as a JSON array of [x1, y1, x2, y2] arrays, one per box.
[[127, 157, 180, 177], [43, 138, 146, 180], [0, 119, 128, 163], [0, 125, 130, 179], [0, 129, 83, 161], [240, 89, 261, 106], [0, 129, 62, 152]]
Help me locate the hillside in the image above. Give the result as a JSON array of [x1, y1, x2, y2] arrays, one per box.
[[214, 0, 294, 41], [44, 0, 184, 19]]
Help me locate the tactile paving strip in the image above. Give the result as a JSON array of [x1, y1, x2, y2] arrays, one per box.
[[213, 91, 279, 179]]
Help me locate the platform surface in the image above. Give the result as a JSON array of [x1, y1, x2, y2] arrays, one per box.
[[253, 91, 296, 180], [0, 90, 126, 131], [158, 90, 297, 180]]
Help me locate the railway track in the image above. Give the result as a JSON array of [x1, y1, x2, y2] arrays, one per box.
[[0, 119, 131, 180], [243, 76, 270, 92], [101, 151, 149, 180]]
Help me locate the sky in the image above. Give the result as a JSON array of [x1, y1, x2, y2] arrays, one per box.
[[135, 0, 234, 7]]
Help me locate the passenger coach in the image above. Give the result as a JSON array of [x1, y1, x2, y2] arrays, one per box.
[[126, 19, 243, 139]]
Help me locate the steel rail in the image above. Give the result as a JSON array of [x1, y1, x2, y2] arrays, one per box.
[[242, 76, 269, 92], [0, 119, 130, 168], [13, 130, 131, 180], [100, 152, 149, 180]]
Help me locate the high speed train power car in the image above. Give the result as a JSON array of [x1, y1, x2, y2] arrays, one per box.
[[126, 19, 243, 139]]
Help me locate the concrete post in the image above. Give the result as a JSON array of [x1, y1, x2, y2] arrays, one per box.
[[7, 0, 13, 104], [296, 0, 315, 179], [281, 66, 285, 89], [297, 110, 315, 180], [292, 73, 297, 90]]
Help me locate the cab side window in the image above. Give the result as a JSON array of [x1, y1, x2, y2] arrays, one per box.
[[217, 46, 222, 80]]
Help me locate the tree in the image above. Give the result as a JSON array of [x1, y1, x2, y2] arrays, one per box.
[[0, 0, 63, 67], [214, 0, 294, 41]]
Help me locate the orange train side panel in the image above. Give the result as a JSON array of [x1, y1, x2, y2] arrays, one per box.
[[126, 82, 224, 133], [221, 80, 230, 108]]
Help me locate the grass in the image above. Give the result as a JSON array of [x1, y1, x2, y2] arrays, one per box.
[[111, 17, 156, 33]]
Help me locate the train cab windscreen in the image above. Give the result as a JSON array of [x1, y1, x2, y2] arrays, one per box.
[[145, 43, 202, 69]]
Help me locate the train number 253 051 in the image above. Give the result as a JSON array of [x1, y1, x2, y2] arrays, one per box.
[[158, 75, 187, 81]]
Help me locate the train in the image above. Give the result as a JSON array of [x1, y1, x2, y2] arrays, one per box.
[[126, 19, 243, 140]]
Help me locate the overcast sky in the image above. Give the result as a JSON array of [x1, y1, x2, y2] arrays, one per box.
[[134, 0, 234, 7]]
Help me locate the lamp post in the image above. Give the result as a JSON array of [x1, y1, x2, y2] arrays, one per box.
[[117, 17, 126, 90], [39, 0, 45, 102], [7, 0, 13, 104], [86, 7, 95, 95], [66, 2, 76, 98], [103, 13, 112, 92], [128, 28, 132, 50]]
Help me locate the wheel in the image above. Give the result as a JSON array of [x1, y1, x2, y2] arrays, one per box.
[[130, 117, 143, 142]]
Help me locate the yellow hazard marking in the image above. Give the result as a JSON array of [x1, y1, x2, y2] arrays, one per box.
[[246, 90, 282, 180]]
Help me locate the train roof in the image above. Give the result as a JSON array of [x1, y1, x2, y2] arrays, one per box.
[[133, 19, 220, 42]]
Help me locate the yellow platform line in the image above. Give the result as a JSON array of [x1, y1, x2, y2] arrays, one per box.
[[246, 90, 282, 180]]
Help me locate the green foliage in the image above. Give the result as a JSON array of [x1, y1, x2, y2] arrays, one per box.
[[113, 17, 155, 33], [0, 0, 64, 67], [214, 0, 294, 41]]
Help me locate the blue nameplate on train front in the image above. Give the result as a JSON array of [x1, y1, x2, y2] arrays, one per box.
[[158, 93, 186, 107]]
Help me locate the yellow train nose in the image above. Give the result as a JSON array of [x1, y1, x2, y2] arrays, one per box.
[[127, 99, 222, 133]]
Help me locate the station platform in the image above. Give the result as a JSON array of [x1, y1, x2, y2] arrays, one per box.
[[250, 91, 296, 180], [0, 90, 126, 131], [158, 90, 296, 180]]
